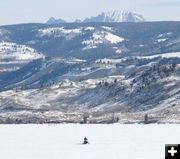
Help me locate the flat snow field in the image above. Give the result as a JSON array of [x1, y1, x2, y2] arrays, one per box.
[[0, 124, 180, 159]]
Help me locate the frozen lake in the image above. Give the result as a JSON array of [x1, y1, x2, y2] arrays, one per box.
[[0, 124, 180, 159]]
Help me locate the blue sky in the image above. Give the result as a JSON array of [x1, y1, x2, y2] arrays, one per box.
[[0, 0, 180, 25]]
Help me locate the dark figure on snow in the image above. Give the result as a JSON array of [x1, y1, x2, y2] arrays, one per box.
[[83, 137, 89, 144]]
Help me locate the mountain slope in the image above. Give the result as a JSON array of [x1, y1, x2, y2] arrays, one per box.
[[0, 22, 180, 123], [0, 55, 179, 122], [0, 42, 44, 72], [2, 22, 180, 59]]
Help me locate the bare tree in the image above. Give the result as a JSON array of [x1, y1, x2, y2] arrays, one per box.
[[144, 114, 149, 124]]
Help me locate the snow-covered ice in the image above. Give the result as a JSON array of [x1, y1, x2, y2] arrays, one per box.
[[0, 124, 179, 159]]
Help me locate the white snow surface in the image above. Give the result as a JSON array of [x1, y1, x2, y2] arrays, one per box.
[[136, 52, 180, 59], [0, 42, 44, 60], [0, 42, 44, 72], [39, 27, 82, 39], [157, 32, 172, 38], [84, 10, 146, 22], [82, 31, 124, 50], [101, 26, 114, 31], [156, 38, 168, 43], [0, 29, 10, 39], [155, 32, 172, 43], [84, 27, 95, 31], [0, 124, 179, 159], [105, 32, 124, 44]]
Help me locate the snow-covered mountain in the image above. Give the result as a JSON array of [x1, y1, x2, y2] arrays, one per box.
[[46, 10, 145, 24], [83, 10, 145, 23], [46, 17, 66, 24], [0, 22, 180, 123]]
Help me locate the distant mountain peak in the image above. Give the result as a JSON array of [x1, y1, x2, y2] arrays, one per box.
[[46, 10, 145, 24], [46, 17, 66, 24], [83, 10, 146, 23]]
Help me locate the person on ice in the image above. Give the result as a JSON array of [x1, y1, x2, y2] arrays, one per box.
[[83, 137, 89, 144]]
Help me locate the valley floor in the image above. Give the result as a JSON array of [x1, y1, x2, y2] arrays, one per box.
[[0, 124, 179, 159]]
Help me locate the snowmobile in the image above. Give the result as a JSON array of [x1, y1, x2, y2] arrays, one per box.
[[83, 137, 89, 144]]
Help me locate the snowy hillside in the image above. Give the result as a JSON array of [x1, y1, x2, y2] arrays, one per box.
[[1, 22, 180, 59], [0, 22, 180, 123], [0, 42, 44, 60], [39, 27, 82, 39], [0, 29, 10, 41], [136, 52, 180, 59], [0, 42, 44, 72], [82, 30, 124, 50], [0, 55, 179, 123]]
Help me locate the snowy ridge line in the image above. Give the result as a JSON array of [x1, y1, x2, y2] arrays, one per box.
[[38, 27, 82, 39], [136, 52, 180, 59], [83, 10, 146, 23]]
